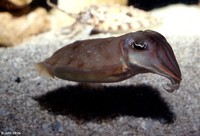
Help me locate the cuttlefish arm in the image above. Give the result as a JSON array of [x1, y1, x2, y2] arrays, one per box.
[[120, 30, 182, 92], [36, 30, 182, 93]]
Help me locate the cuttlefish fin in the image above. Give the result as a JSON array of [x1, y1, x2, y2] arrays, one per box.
[[35, 62, 54, 78]]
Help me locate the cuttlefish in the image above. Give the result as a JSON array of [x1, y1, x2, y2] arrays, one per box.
[[36, 30, 182, 92]]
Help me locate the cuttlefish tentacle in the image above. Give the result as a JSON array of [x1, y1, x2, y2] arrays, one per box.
[[162, 75, 181, 92]]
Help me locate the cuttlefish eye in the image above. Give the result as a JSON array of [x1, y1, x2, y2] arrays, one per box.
[[130, 42, 148, 50]]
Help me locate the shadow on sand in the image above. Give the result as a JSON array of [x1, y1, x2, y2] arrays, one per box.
[[34, 84, 175, 123]]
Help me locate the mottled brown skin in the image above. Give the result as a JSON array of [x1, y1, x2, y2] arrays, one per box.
[[39, 36, 131, 82], [36, 30, 182, 92]]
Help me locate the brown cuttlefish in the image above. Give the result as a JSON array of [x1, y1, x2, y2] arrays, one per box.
[[36, 30, 182, 92]]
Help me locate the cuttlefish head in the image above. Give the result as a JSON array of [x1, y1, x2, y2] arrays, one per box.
[[121, 30, 182, 92]]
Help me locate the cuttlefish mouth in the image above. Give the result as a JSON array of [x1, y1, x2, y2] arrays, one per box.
[[154, 63, 182, 93]]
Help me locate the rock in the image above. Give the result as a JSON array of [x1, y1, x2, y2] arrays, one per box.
[[9, 0, 32, 6], [0, 7, 50, 47], [42, 123, 50, 130], [0, 107, 8, 116], [53, 121, 64, 133], [0, 0, 32, 11]]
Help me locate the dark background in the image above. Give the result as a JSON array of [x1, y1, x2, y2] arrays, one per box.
[[1, 0, 198, 12], [35, 0, 199, 11]]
